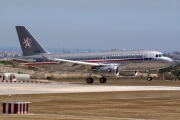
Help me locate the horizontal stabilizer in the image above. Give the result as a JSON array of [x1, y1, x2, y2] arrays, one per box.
[[12, 58, 35, 64]]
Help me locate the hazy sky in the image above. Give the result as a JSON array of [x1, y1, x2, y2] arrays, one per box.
[[0, 0, 180, 52]]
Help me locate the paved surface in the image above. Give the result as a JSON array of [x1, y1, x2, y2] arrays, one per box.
[[0, 82, 180, 95]]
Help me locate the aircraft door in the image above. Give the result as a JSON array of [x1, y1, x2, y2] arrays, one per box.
[[10, 76, 12, 80], [143, 52, 149, 62], [102, 56, 106, 63]]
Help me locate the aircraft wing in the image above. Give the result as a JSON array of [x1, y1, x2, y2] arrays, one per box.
[[21, 56, 103, 72], [44, 56, 103, 72], [20, 56, 126, 72], [46, 57, 101, 66]]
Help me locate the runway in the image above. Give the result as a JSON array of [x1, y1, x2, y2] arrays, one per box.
[[0, 82, 180, 95]]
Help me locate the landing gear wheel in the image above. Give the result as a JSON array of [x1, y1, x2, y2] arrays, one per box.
[[147, 77, 152, 81], [99, 77, 107, 83], [86, 77, 94, 84]]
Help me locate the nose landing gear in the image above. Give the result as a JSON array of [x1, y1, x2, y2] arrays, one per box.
[[147, 77, 152, 81], [147, 70, 153, 81]]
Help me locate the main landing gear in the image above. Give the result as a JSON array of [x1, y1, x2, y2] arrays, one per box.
[[86, 74, 107, 84], [86, 77, 94, 84], [99, 77, 106, 83]]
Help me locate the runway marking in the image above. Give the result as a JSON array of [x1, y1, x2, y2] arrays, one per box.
[[0, 80, 44, 84]]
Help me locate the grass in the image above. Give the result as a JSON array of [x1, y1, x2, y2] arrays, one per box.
[[0, 79, 180, 120], [0, 91, 180, 119]]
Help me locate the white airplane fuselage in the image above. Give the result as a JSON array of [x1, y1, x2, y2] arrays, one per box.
[[14, 26, 174, 83], [19, 50, 173, 72]]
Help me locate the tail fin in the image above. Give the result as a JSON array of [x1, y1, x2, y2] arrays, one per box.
[[16, 26, 49, 56]]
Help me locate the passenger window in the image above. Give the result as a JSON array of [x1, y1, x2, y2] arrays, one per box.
[[159, 54, 162, 57], [155, 54, 158, 57]]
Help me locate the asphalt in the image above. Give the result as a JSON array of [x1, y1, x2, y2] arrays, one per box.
[[0, 82, 180, 95]]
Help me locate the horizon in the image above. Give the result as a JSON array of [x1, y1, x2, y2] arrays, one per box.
[[1, 0, 180, 52], [0, 46, 175, 54]]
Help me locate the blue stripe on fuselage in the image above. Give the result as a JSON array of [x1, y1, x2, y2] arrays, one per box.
[[83, 58, 153, 63]]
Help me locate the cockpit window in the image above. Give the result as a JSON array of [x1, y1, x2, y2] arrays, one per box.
[[155, 54, 166, 57], [162, 54, 166, 57]]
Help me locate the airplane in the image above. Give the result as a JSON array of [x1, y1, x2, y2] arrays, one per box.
[[14, 26, 173, 84]]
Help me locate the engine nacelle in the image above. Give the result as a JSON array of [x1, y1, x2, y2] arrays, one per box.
[[97, 66, 119, 77], [119, 71, 138, 76]]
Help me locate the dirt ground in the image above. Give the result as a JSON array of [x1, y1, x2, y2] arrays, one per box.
[[0, 79, 180, 120]]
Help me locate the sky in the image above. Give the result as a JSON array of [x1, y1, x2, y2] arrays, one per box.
[[0, 0, 180, 52]]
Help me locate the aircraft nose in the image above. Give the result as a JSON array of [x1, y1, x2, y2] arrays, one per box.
[[166, 58, 174, 66]]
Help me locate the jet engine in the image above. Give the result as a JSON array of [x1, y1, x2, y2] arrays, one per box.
[[119, 71, 138, 76], [96, 66, 119, 77]]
